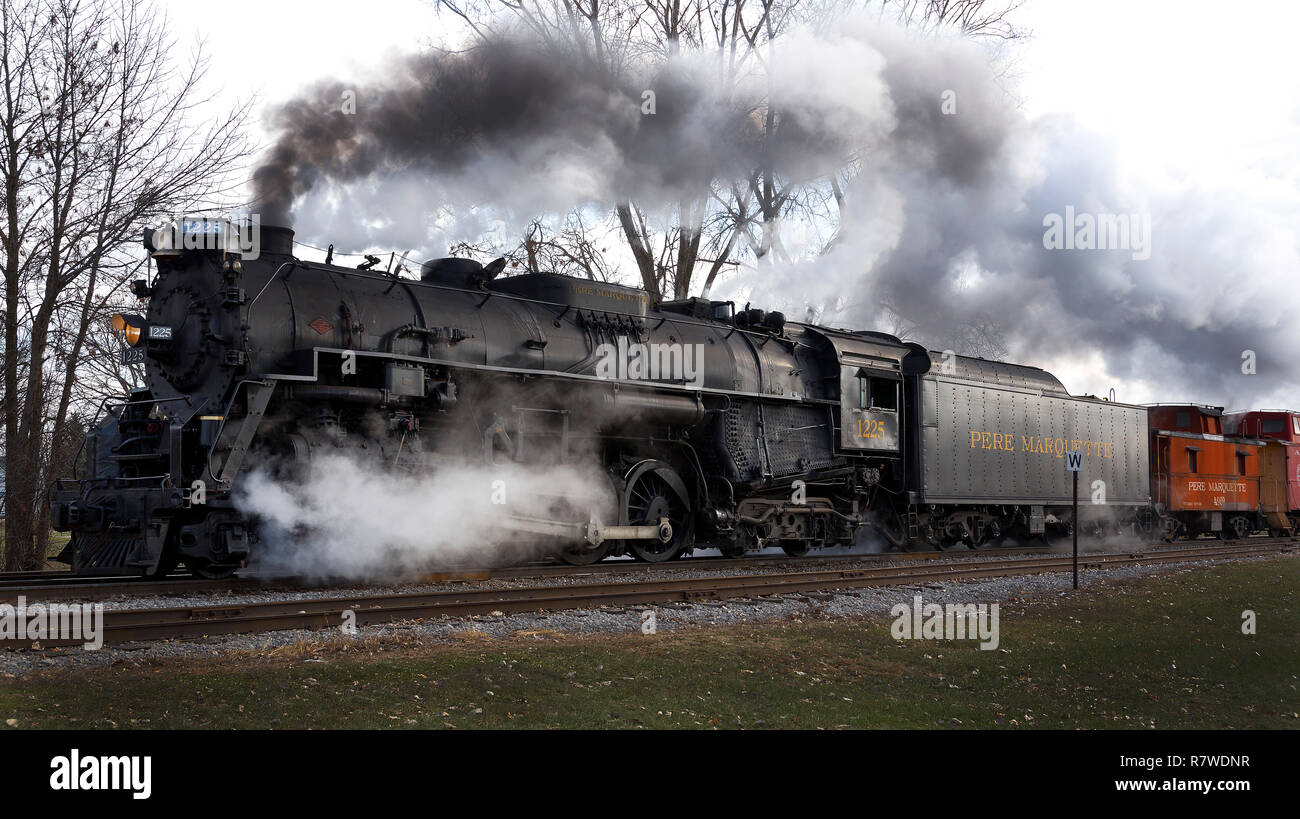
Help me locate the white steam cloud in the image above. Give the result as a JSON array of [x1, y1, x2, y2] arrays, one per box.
[[236, 455, 614, 580]]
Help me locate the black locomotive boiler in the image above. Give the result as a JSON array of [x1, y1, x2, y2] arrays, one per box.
[[51, 221, 1150, 577]]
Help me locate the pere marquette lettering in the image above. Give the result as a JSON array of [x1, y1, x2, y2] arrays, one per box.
[[967, 429, 1115, 458], [1186, 479, 1249, 492], [569, 284, 650, 305]]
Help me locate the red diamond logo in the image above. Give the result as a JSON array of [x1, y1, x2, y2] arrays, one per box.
[[308, 317, 332, 335]]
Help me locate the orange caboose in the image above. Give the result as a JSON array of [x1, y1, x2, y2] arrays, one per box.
[[1148, 404, 1263, 541], [1224, 409, 1300, 536]]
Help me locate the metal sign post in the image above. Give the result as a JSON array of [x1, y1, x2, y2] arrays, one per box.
[[1066, 450, 1083, 589]]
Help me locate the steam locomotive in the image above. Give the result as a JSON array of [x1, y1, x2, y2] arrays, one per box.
[[51, 220, 1263, 578]]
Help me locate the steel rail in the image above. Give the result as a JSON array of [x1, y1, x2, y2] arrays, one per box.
[[3, 536, 1294, 604], [0, 546, 1059, 601], [13, 540, 1288, 648]]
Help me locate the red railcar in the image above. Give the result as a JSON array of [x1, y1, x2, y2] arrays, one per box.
[[1148, 404, 1264, 540], [1224, 410, 1300, 535]]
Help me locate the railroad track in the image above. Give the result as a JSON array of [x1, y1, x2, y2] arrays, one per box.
[[0, 546, 1060, 602], [0, 571, 249, 603], [14, 539, 1292, 648], [0, 534, 1291, 603]]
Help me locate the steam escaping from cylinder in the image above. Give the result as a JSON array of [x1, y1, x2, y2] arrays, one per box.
[[235, 454, 616, 581]]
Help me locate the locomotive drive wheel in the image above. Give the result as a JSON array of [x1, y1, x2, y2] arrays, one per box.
[[555, 540, 610, 566], [622, 461, 692, 562]]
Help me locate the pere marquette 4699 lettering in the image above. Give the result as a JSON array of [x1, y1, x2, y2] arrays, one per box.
[[1121, 756, 1251, 771]]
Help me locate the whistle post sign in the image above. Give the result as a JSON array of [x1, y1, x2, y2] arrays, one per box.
[[1067, 450, 1081, 588]]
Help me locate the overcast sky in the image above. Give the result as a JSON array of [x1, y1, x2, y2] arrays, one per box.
[[1016, 1, 1300, 405], [164, 0, 1300, 407], [176, 0, 1300, 203]]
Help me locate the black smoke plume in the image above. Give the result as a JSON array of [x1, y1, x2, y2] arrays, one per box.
[[251, 28, 1010, 227]]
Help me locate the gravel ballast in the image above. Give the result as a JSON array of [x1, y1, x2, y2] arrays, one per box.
[[0, 551, 1284, 676]]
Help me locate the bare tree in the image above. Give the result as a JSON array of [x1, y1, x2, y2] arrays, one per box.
[[0, 0, 252, 569], [853, 0, 1025, 40], [447, 208, 625, 282], [434, 0, 1025, 303]]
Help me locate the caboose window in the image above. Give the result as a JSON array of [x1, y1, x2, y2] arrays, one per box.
[[869, 379, 898, 411], [1262, 419, 1284, 434], [1187, 450, 1199, 474], [1175, 411, 1192, 429], [1237, 452, 1248, 475]]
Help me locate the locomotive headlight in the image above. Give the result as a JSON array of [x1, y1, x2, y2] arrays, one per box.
[[110, 313, 146, 346]]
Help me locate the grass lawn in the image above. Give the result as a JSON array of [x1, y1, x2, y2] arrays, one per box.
[[0, 555, 1295, 729]]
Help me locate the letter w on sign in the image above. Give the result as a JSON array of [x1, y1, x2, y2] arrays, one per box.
[[1065, 450, 1083, 471]]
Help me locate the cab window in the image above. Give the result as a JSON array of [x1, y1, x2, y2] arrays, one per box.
[[854, 373, 898, 412], [870, 379, 897, 411]]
